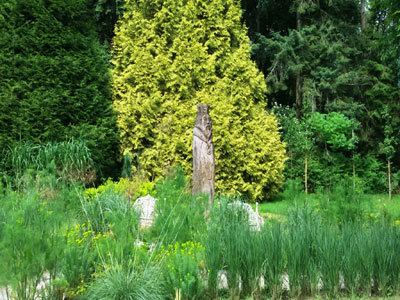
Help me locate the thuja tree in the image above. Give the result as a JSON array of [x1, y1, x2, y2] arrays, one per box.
[[112, 0, 286, 201], [0, 0, 120, 178]]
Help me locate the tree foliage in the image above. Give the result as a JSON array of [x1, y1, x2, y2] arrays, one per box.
[[0, 0, 120, 178], [242, 0, 400, 193], [112, 0, 286, 201], [308, 112, 357, 151]]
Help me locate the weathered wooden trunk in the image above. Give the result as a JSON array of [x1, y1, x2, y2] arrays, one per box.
[[192, 104, 215, 204]]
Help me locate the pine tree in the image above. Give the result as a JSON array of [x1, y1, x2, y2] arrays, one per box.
[[112, 0, 286, 201]]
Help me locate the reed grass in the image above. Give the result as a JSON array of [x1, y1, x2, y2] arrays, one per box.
[[285, 206, 319, 297], [316, 224, 343, 296], [370, 223, 400, 295], [260, 221, 285, 298], [6, 139, 94, 184], [203, 201, 400, 299]]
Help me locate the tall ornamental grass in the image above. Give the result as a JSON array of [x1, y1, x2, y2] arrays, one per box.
[[260, 221, 285, 298], [202, 202, 400, 299], [284, 206, 320, 297], [5, 139, 94, 184], [370, 223, 400, 295], [203, 198, 266, 299]]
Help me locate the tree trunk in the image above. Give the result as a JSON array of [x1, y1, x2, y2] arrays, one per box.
[[192, 104, 215, 205], [297, 6, 302, 30], [353, 158, 356, 192], [255, 2, 260, 33], [325, 143, 331, 200], [352, 129, 356, 192], [290, 152, 293, 179], [305, 153, 308, 195], [388, 159, 392, 201], [296, 73, 303, 119], [361, 0, 366, 32], [295, 7, 303, 119], [311, 93, 316, 113]]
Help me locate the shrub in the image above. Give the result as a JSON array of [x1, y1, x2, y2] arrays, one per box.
[[330, 176, 366, 223], [84, 177, 156, 201], [356, 154, 387, 193], [60, 223, 105, 298], [315, 176, 367, 224], [281, 178, 305, 202], [112, 0, 286, 201]]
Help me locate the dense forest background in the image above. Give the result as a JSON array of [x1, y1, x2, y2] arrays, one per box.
[[0, 0, 399, 199]]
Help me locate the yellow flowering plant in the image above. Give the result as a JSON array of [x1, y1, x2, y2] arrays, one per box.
[[63, 222, 107, 247], [157, 241, 206, 299], [60, 222, 108, 297]]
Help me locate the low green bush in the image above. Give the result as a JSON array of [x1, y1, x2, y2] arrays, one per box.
[[59, 222, 110, 297]]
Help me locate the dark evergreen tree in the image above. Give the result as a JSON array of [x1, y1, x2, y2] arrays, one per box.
[[367, 0, 400, 194], [0, 0, 120, 178]]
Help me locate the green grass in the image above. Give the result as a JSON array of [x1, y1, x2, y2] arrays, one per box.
[[254, 193, 400, 219], [3, 165, 400, 300], [362, 194, 400, 218]]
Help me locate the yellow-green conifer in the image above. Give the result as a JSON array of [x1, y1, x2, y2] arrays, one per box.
[[112, 0, 286, 201]]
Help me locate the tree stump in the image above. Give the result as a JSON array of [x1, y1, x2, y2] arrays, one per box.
[[192, 104, 215, 204]]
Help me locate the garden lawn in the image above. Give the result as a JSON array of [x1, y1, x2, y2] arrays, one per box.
[[253, 193, 400, 220]]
